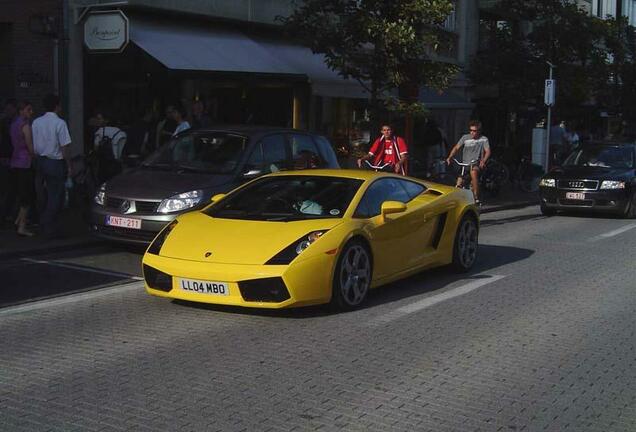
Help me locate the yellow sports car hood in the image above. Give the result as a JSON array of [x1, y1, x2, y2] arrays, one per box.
[[158, 211, 343, 265]]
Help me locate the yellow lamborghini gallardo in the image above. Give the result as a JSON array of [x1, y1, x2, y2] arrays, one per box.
[[142, 169, 479, 310]]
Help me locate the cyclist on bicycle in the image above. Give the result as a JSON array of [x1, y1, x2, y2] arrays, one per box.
[[357, 124, 409, 175], [446, 120, 491, 204]]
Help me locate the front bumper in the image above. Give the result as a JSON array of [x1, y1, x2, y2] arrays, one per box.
[[90, 205, 176, 245], [540, 187, 630, 213], [142, 251, 337, 309]]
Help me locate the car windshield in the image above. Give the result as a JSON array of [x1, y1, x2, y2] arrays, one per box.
[[142, 132, 249, 174], [563, 146, 634, 169], [206, 176, 364, 221]]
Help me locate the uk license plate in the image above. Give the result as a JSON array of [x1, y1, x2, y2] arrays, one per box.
[[566, 192, 585, 200], [178, 278, 229, 296], [105, 215, 142, 229]]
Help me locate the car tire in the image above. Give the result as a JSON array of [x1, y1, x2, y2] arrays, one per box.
[[540, 203, 557, 216], [331, 239, 372, 310], [623, 192, 636, 219], [451, 214, 479, 273]]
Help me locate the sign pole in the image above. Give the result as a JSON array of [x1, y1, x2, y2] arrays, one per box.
[[544, 62, 556, 173]]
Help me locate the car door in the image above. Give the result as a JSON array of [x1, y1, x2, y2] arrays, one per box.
[[354, 178, 431, 279], [397, 179, 450, 266]]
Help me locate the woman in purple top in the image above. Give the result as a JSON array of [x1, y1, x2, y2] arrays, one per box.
[[10, 101, 34, 236]]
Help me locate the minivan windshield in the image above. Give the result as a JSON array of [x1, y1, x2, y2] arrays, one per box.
[[563, 146, 634, 169], [206, 176, 363, 221], [142, 132, 249, 174]]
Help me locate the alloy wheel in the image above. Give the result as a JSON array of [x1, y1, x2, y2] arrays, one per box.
[[338, 245, 371, 307], [457, 218, 478, 269]]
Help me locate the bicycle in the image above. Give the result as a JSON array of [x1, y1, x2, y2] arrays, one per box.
[[451, 158, 479, 190], [363, 160, 394, 173]]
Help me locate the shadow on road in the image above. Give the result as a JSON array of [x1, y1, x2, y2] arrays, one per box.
[[173, 244, 534, 319]]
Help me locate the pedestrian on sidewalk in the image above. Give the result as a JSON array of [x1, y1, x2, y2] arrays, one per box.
[[10, 101, 35, 237], [0, 99, 17, 227], [32, 94, 73, 239], [171, 105, 191, 137]]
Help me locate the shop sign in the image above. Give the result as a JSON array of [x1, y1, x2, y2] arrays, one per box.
[[84, 10, 129, 53]]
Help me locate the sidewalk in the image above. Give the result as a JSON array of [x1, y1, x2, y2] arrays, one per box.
[[0, 184, 538, 259], [0, 208, 99, 259]]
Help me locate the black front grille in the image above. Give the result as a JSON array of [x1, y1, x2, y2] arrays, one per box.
[[96, 225, 158, 242], [559, 199, 594, 206], [105, 197, 125, 208], [143, 264, 172, 292], [135, 201, 159, 213], [557, 180, 599, 190], [238, 277, 290, 303]]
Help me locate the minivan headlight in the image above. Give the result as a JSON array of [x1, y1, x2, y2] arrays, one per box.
[[539, 178, 556, 187], [600, 180, 625, 190], [94, 183, 106, 205], [157, 190, 203, 213]]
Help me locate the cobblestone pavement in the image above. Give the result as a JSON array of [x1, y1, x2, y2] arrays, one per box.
[[1, 207, 636, 431]]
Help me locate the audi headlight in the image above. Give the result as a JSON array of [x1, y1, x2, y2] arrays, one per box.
[[157, 190, 203, 213], [539, 178, 556, 187], [600, 180, 625, 190], [266, 231, 328, 265], [94, 183, 106, 205]]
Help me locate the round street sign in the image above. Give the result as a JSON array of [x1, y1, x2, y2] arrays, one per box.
[[84, 10, 129, 53]]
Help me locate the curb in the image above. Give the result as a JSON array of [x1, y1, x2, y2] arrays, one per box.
[[0, 238, 102, 260], [480, 199, 538, 214]]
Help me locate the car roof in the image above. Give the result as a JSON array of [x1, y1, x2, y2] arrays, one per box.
[[584, 140, 636, 147], [189, 125, 321, 136]]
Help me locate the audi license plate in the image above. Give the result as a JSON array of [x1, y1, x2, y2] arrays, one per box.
[[105, 215, 142, 229], [566, 192, 585, 200], [178, 278, 229, 296]]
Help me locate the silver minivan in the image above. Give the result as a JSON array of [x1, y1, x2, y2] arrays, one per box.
[[91, 126, 340, 244]]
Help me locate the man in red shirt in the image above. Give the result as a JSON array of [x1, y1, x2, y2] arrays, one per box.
[[357, 124, 409, 175]]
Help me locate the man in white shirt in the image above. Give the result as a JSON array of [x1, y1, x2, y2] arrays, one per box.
[[32, 94, 72, 238], [93, 112, 127, 159]]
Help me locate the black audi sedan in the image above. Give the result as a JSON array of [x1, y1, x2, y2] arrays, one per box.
[[91, 126, 340, 244], [539, 142, 636, 217]]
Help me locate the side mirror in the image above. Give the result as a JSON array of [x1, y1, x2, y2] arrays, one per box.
[[380, 200, 407, 222], [243, 168, 262, 178], [210, 193, 226, 203]]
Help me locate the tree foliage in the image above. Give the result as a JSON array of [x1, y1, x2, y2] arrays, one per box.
[[280, 0, 460, 117]]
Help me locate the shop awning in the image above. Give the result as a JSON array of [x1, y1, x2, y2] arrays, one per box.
[[129, 18, 369, 98]]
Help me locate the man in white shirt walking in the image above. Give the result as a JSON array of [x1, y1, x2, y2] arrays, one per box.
[[32, 94, 73, 238]]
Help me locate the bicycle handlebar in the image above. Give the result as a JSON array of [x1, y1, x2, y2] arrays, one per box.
[[451, 158, 479, 167]]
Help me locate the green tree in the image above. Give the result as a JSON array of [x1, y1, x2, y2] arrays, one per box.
[[280, 0, 460, 143], [471, 0, 607, 136]]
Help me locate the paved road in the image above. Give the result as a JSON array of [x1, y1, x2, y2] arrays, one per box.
[[2, 207, 636, 431]]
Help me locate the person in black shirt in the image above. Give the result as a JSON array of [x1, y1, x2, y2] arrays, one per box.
[[0, 99, 17, 226]]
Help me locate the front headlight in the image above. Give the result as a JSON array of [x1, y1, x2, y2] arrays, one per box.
[[539, 178, 556, 187], [600, 180, 625, 190], [157, 190, 203, 213], [266, 231, 328, 265], [94, 183, 106, 205]]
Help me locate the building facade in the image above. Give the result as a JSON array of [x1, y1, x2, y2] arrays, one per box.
[[2, 0, 479, 157]]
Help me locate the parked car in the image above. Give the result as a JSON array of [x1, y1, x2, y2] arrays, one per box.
[[538, 142, 636, 217], [142, 169, 479, 310], [91, 127, 340, 244]]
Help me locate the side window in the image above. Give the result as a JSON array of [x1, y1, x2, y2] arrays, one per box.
[[290, 133, 324, 169], [314, 135, 340, 168], [246, 143, 264, 171], [260, 134, 288, 173], [354, 179, 410, 218], [399, 180, 425, 200]]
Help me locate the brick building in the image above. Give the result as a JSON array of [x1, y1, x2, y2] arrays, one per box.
[[1, 0, 65, 111]]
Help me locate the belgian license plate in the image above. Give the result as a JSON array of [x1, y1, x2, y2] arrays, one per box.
[[105, 215, 142, 229], [566, 192, 585, 200], [178, 278, 229, 296]]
